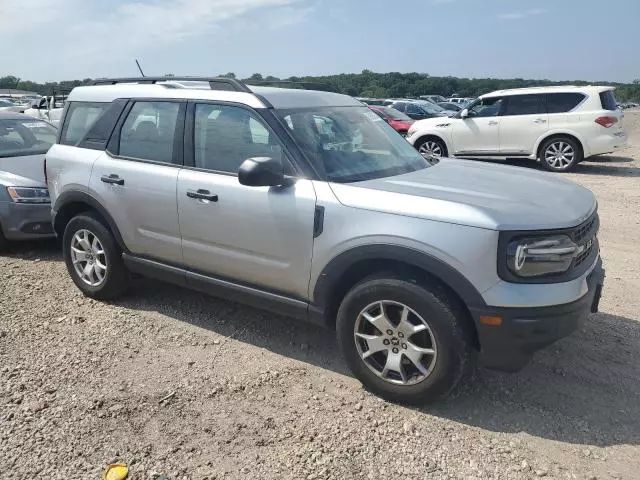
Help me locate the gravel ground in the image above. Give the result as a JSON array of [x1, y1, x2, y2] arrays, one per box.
[[1, 111, 639, 480]]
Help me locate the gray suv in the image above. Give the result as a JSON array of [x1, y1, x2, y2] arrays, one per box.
[[46, 77, 605, 404]]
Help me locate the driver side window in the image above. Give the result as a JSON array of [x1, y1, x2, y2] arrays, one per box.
[[468, 97, 503, 117]]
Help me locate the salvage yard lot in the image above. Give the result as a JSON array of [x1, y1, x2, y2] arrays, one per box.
[[1, 112, 639, 480]]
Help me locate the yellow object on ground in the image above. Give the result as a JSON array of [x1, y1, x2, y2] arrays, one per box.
[[103, 464, 129, 480]]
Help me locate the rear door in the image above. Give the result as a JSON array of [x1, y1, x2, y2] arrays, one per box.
[[498, 94, 548, 155], [88, 100, 185, 264], [177, 101, 316, 299]]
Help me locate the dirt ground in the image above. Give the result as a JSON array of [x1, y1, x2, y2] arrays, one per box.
[[1, 112, 639, 480]]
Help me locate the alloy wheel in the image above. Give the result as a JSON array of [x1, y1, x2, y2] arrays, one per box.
[[418, 141, 443, 160], [544, 141, 575, 170], [353, 300, 437, 386], [70, 229, 107, 287]]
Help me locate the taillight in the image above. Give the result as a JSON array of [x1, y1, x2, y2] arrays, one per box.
[[44, 157, 48, 185], [595, 116, 618, 128]]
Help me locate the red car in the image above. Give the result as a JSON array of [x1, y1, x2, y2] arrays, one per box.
[[368, 105, 415, 136]]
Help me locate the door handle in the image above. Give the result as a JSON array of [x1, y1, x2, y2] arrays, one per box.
[[488, 121, 499, 126], [100, 174, 124, 185], [534, 119, 547, 124], [186, 189, 218, 202]]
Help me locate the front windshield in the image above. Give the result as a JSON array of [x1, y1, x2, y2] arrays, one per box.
[[0, 118, 57, 158], [276, 106, 431, 183]]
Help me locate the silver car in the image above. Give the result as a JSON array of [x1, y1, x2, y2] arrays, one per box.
[[46, 77, 605, 404], [0, 113, 56, 249]]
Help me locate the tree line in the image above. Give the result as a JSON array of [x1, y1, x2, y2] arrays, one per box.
[[2, 71, 640, 102]]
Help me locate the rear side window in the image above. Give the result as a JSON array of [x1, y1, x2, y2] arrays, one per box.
[[118, 101, 180, 163], [60, 102, 109, 145], [503, 94, 546, 116], [599, 90, 618, 111], [546, 93, 585, 113]]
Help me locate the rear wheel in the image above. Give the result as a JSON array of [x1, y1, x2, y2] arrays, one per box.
[[336, 277, 473, 404], [415, 137, 447, 163], [62, 213, 128, 300], [539, 137, 582, 172]]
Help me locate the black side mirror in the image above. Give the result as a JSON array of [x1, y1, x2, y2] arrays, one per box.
[[238, 157, 295, 187]]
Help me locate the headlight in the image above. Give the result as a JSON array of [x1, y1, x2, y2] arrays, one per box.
[[506, 235, 577, 278], [6, 187, 50, 204]]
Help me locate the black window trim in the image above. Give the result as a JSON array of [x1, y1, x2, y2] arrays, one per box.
[[105, 97, 187, 167], [183, 99, 304, 178], [77, 98, 129, 151]]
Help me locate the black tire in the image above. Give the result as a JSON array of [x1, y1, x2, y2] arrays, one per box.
[[415, 136, 447, 163], [336, 277, 473, 405], [0, 227, 7, 252], [539, 137, 583, 172], [62, 212, 128, 300]]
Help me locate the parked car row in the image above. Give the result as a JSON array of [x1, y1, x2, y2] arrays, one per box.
[[0, 94, 66, 127], [618, 101, 639, 109], [359, 97, 459, 117], [0, 78, 611, 405]]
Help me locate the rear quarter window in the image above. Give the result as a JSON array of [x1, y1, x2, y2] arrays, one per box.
[[599, 90, 618, 111], [546, 93, 586, 113], [60, 102, 109, 146]]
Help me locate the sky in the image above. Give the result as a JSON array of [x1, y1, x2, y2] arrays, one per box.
[[2, 0, 639, 83]]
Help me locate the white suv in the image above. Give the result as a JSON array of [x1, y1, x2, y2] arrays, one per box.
[[407, 86, 628, 172]]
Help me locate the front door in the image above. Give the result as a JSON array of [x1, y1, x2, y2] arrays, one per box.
[[498, 94, 549, 155], [89, 100, 184, 264], [177, 102, 316, 299], [450, 96, 503, 155]]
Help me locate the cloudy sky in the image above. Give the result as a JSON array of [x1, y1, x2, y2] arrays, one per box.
[[2, 0, 639, 83]]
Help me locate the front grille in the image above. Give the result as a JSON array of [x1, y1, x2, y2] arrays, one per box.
[[570, 212, 599, 269], [572, 214, 599, 243]]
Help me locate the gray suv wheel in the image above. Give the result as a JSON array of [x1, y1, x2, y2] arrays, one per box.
[[337, 276, 473, 404], [63, 212, 128, 300]]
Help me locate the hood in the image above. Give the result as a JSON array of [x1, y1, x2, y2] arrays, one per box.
[[411, 116, 456, 130], [0, 169, 46, 188], [0, 153, 46, 186], [329, 159, 596, 231]]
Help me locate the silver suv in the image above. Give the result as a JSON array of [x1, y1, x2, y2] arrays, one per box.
[[46, 77, 605, 404]]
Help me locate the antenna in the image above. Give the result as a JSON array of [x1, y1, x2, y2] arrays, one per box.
[[135, 59, 145, 77]]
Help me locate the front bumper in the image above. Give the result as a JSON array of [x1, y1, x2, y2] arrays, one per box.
[[470, 259, 605, 372], [0, 201, 55, 241]]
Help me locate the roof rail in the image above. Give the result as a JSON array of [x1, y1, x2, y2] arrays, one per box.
[[89, 76, 252, 93], [247, 80, 339, 93]]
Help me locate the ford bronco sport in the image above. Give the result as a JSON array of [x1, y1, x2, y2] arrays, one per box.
[[46, 77, 605, 404]]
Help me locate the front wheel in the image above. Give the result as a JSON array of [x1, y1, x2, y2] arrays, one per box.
[[415, 137, 447, 164], [336, 277, 473, 404], [539, 137, 582, 172]]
